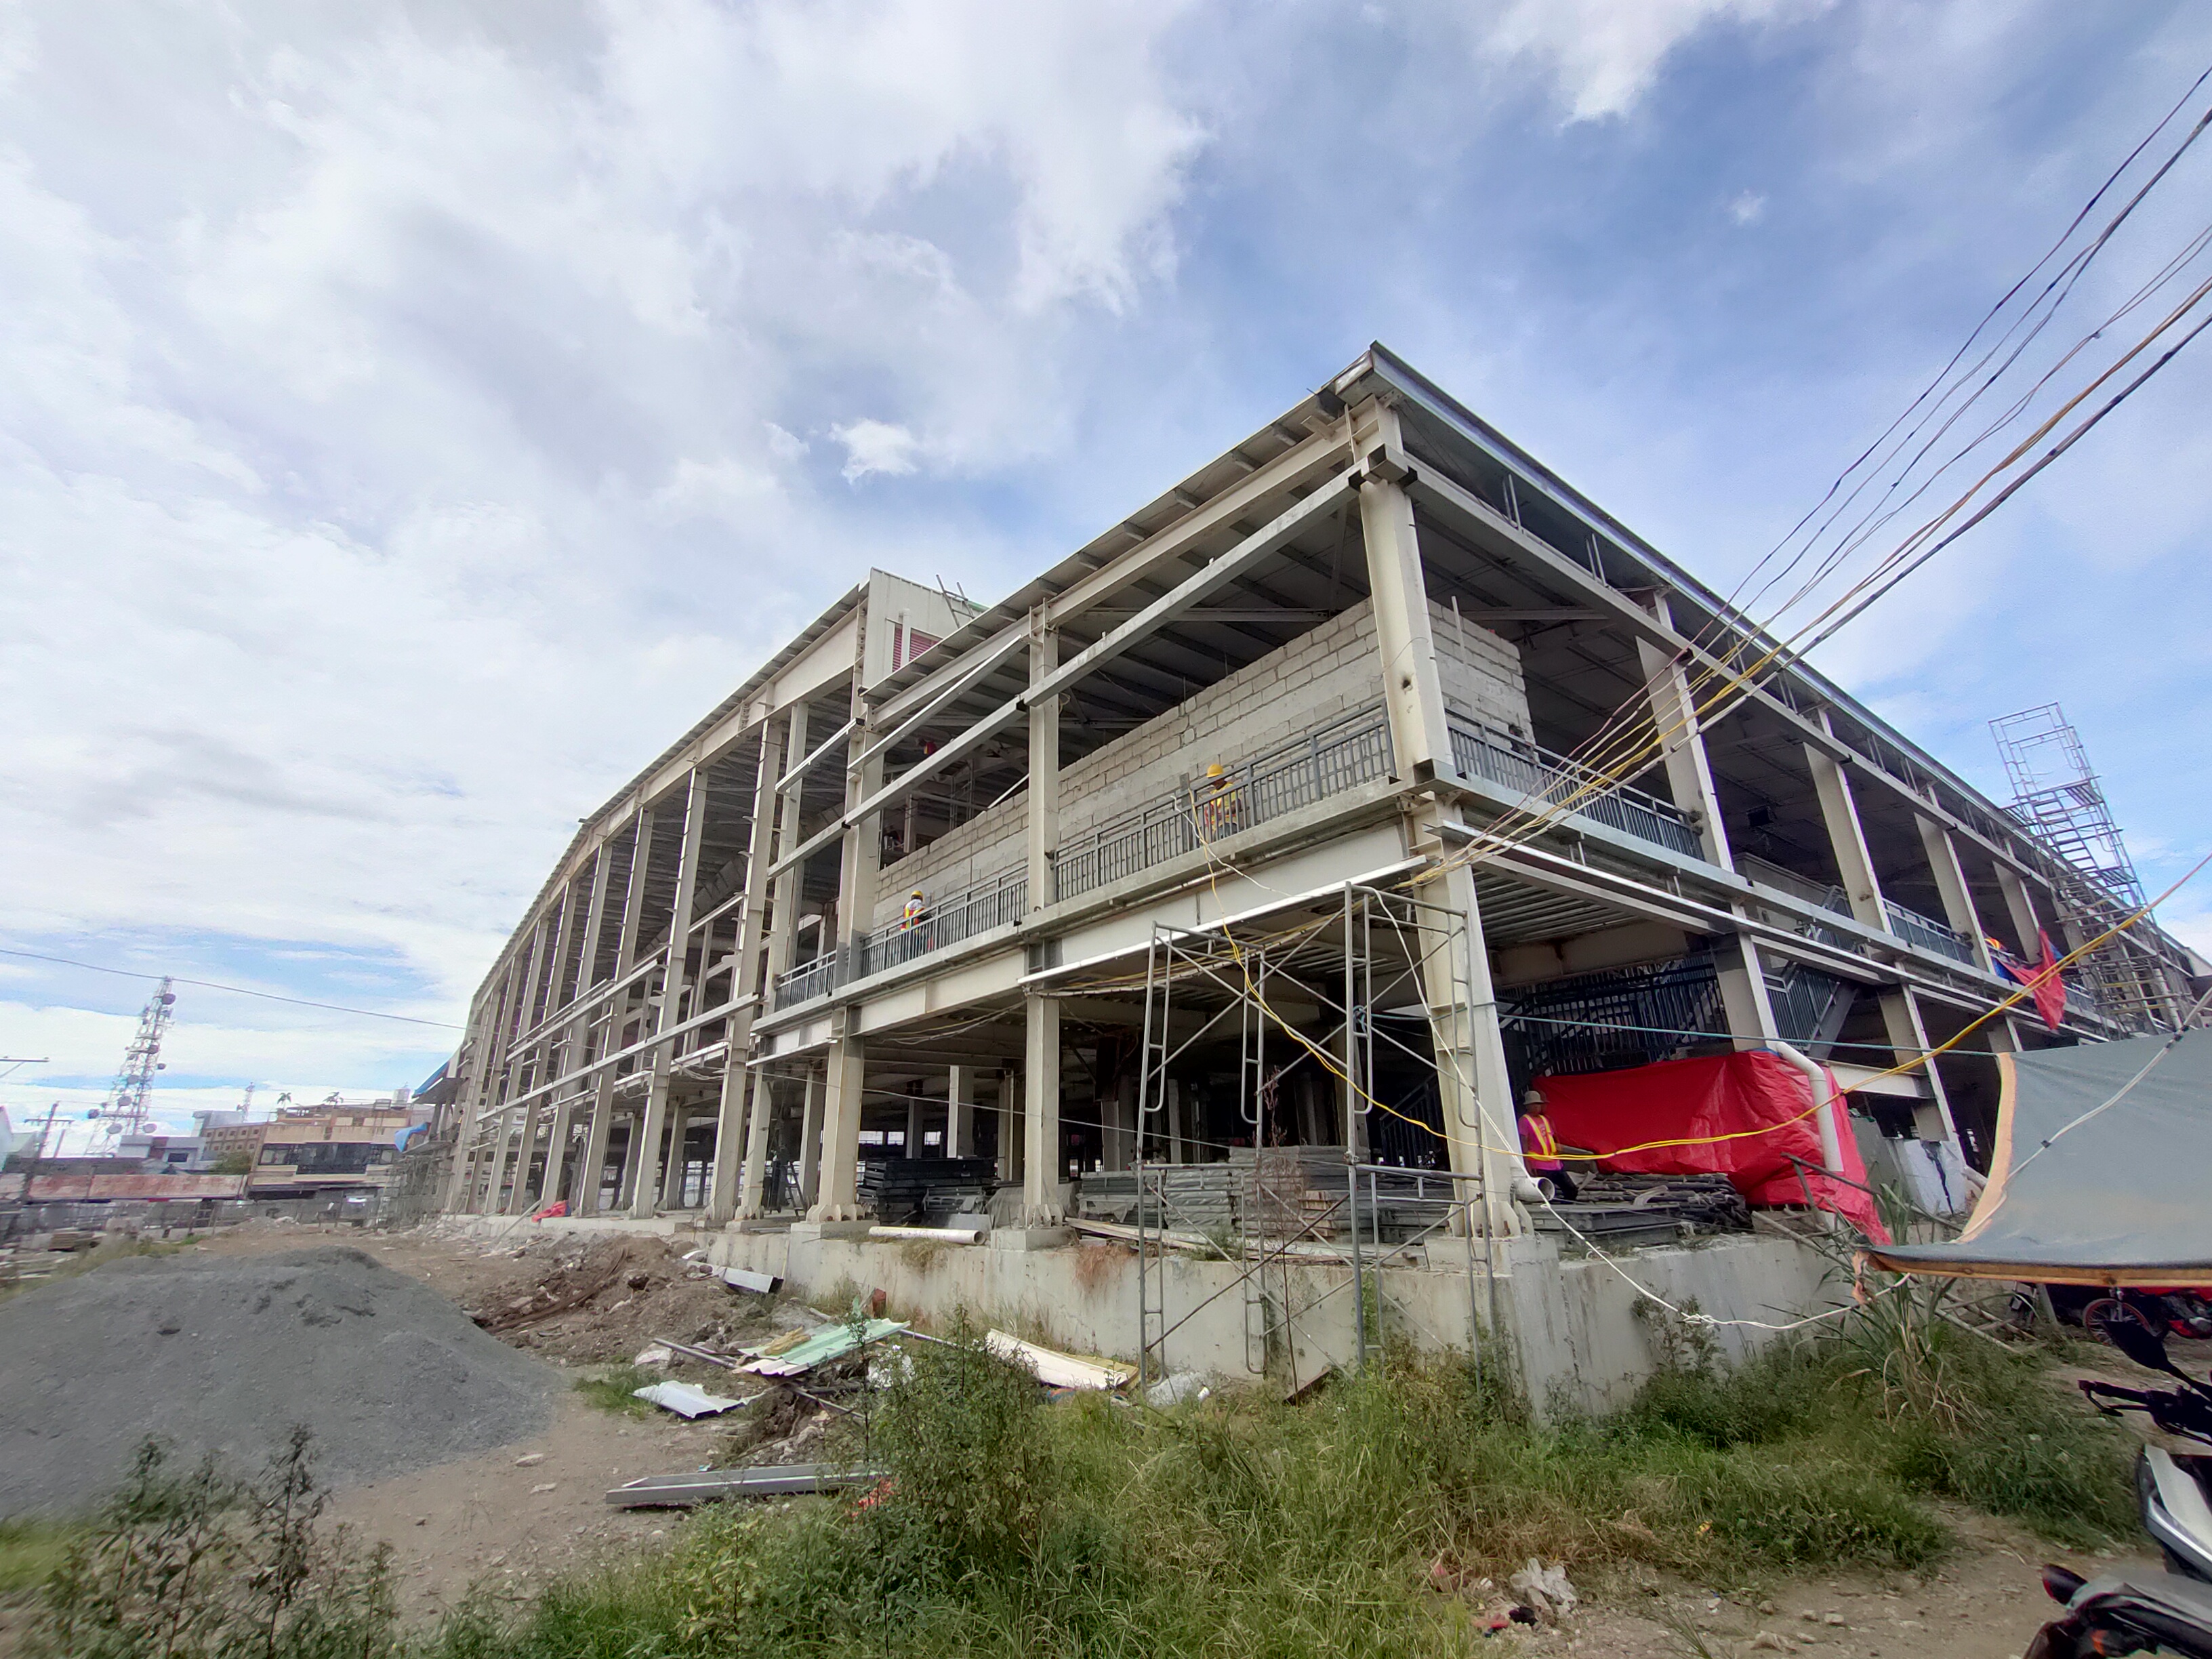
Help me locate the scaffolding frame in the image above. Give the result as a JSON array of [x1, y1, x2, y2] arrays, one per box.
[[1126, 881, 1504, 1390], [1990, 703, 2180, 1029]]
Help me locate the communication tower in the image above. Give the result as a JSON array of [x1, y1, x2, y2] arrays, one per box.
[[100, 978, 177, 1139], [1989, 705, 2174, 1029]]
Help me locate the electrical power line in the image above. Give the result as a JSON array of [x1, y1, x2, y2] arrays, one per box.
[[0, 945, 462, 1030]]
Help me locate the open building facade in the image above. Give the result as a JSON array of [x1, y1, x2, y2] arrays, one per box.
[[434, 347, 2202, 1397]]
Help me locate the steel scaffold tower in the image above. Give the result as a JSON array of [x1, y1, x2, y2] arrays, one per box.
[[1990, 704, 2177, 1029]]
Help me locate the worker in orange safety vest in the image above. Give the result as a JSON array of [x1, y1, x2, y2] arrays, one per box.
[[1517, 1086, 1578, 1202]]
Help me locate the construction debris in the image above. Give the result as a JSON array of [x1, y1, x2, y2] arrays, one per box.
[[1144, 1370, 1211, 1408], [737, 1317, 906, 1377], [605, 1463, 881, 1509], [718, 1266, 782, 1294], [867, 1224, 984, 1244], [632, 1380, 747, 1418], [985, 1330, 1134, 1391], [1508, 1559, 1580, 1623]]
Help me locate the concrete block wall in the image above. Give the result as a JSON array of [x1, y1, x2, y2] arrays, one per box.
[[874, 599, 1529, 929], [1432, 598, 1530, 734]]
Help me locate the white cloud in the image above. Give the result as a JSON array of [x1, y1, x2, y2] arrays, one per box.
[[0, 0, 1210, 1050], [1477, 0, 1832, 121], [832, 418, 922, 481], [1728, 189, 1766, 224]]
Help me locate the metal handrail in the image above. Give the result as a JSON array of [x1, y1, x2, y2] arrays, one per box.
[[1881, 897, 1975, 964], [771, 865, 1030, 1010], [1446, 717, 1704, 859], [859, 866, 1027, 978], [1052, 704, 1393, 904]]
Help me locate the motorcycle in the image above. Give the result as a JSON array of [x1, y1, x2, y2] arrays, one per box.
[[2024, 1296, 2212, 1656]]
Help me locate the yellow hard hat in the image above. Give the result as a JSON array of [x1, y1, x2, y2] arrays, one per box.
[[909, 889, 924, 899], [1206, 763, 1226, 779]]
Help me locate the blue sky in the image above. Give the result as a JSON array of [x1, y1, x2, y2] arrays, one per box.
[[5, 0, 2210, 1151]]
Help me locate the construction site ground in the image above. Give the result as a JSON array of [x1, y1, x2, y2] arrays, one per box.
[[0, 1217, 2169, 1655]]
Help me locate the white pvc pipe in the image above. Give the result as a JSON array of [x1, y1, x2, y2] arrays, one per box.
[[1770, 1041, 1846, 1176]]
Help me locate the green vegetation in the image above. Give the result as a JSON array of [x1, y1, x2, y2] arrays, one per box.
[[417, 1301, 2133, 1659], [0, 1518, 79, 1597], [211, 1151, 255, 1176], [20, 1429, 398, 1659], [569, 1362, 662, 1418], [12, 1296, 2139, 1659]]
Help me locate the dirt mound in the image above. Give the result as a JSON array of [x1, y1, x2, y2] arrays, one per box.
[[462, 1235, 775, 1363], [0, 1245, 556, 1518]]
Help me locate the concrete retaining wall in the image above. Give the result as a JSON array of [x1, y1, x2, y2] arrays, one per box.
[[701, 1223, 1835, 1416]]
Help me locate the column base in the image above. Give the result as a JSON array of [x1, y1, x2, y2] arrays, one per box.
[[788, 1219, 876, 1243], [990, 1226, 1071, 1252], [724, 1215, 792, 1233]]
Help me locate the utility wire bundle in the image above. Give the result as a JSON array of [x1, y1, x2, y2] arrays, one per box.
[[1439, 60, 2212, 878]]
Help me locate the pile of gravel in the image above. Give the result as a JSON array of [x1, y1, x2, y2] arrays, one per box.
[[0, 1246, 557, 1517]]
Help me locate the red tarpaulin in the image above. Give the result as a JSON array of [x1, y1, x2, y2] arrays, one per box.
[[1535, 1050, 1887, 1242]]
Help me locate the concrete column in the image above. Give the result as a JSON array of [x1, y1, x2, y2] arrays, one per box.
[[1806, 741, 1887, 932], [998, 1066, 1023, 1181], [1635, 594, 1734, 869], [658, 1103, 692, 1207], [574, 1071, 616, 1215], [764, 703, 810, 988], [1166, 1078, 1185, 1165], [720, 717, 784, 1223], [946, 1064, 975, 1160], [1412, 811, 1524, 1237], [905, 1092, 924, 1158], [1027, 616, 1059, 912], [1713, 935, 1784, 1050], [811, 682, 884, 1223], [539, 1091, 580, 1209], [1106, 1069, 1134, 1171], [1353, 403, 1450, 778], [1996, 863, 2043, 957], [516, 914, 553, 1040], [1879, 987, 1963, 1147], [480, 1106, 516, 1214], [1021, 994, 1063, 1223], [633, 769, 710, 1218], [614, 806, 656, 977], [1918, 815, 1994, 974], [797, 1069, 825, 1206]]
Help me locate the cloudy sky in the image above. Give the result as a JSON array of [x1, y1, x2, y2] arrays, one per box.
[[5, 0, 2210, 1150]]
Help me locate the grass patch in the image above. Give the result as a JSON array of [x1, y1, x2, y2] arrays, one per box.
[[423, 1295, 2131, 1659], [570, 1363, 660, 1418], [15, 1291, 2139, 1658], [0, 1519, 79, 1597]]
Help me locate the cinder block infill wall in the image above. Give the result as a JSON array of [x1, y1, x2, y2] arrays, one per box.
[[874, 599, 1529, 930]]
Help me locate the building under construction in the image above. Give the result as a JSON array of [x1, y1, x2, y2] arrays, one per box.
[[432, 346, 2204, 1404]]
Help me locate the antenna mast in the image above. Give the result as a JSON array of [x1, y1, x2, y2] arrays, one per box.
[[101, 978, 177, 1139]]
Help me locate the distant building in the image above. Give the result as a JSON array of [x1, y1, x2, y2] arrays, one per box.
[[247, 1101, 418, 1196]]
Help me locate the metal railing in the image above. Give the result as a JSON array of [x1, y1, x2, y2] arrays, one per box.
[[859, 866, 1026, 978], [1052, 705, 1394, 904], [772, 951, 840, 1011], [1882, 897, 1975, 964], [1446, 718, 1704, 859], [771, 865, 1030, 1011]]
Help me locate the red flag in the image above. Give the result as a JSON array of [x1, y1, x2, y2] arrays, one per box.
[[2027, 928, 2068, 1031]]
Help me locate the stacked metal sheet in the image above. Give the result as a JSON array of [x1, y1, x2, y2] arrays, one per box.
[[857, 1157, 996, 1224]]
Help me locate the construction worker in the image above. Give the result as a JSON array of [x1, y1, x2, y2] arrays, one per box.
[[1517, 1086, 1577, 1202], [1197, 762, 1242, 839], [900, 888, 927, 933]]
